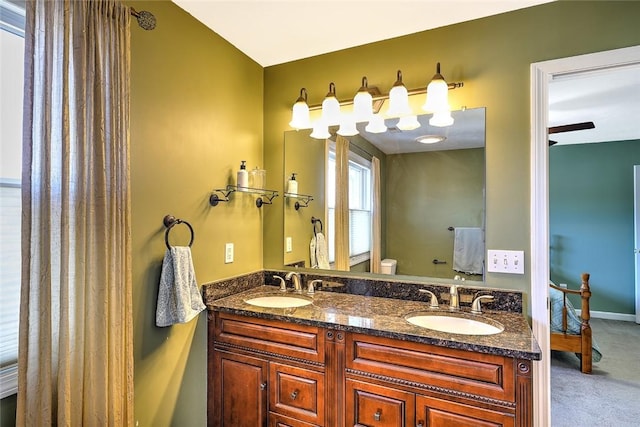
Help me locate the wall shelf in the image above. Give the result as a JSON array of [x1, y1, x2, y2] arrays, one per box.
[[284, 192, 314, 210], [210, 185, 279, 208]]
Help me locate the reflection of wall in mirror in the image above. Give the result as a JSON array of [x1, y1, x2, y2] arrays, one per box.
[[283, 130, 326, 267], [386, 148, 484, 278]]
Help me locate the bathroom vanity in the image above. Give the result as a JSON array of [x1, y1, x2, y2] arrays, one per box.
[[206, 283, 540, 427]]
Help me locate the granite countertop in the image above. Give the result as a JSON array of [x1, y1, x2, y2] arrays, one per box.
[[209, 285, 542, 361]]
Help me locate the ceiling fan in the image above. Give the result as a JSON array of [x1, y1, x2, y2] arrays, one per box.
[[548, 121, 595, 146]]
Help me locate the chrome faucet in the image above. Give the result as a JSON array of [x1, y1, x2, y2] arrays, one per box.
[[419, 289, 439, 309], [285, 272, 302, 292], [471, 294, 494, 315], [449, 285, 460, 311], [273, 275, 287, 292], [307, 279, 322, 295]]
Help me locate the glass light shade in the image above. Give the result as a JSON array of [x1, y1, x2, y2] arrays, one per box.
[[310, 120, 331, 139], [422, 78, 450, 113], [387, 84, 411, 117], [429, 110, 454, 127], [365, 114, 387, 133], [397, 115, 420, 131], [353, 90, 373, 122], [337, 114, 358, 136], [289, 100, 311, 129]]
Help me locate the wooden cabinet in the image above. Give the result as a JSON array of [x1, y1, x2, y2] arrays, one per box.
[[213, 350, 268, 427], [209, 312, 325, 427], [208, 312, 533, 427], [344, 333, 532, 427]]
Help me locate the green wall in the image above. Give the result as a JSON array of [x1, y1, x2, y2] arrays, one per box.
[[263, 1, 640, 298], [386, 148, 484, 277], [5, 1, 640, 426], [550, 140, 640, 314], [128, 1, 262, 425]]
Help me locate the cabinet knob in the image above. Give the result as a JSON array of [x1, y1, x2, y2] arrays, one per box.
[[260, 382, 267, 391], [374, 409, 382, 421], [417, 421, 424, 427], [290, 389, 299, 400]]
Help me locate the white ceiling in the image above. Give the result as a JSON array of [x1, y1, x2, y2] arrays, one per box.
[[548, 65, 640, 145], [170, 0, 640, 146], [171, 0, 554, 67]]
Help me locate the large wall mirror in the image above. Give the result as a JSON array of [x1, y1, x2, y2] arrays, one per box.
[[283, 107, 486, 281]]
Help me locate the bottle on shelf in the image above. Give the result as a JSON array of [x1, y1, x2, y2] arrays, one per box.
[[287, 173, 298, 195], [237, 160, 248, 191]]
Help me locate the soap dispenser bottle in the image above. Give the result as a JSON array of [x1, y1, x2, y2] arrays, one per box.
[[287, 173, 298, 195], [237, 160, 248, 190]]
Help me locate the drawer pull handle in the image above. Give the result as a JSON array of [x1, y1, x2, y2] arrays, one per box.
[[290, 389, 299, 400], [260, 382, 267, 391], [374, 410, 382, 421]]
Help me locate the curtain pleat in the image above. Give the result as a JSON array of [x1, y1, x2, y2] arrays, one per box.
[[370, 156, 381, 274], [18, 1, 133, 425], [334, 136, 350, 271]]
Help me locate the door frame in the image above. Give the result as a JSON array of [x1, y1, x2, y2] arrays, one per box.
[[634, 165, 640, 324], [530, 44, 640, 426]]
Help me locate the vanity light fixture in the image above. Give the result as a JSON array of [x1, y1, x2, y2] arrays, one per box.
[[321, 82, 341, 126], [337, 113, 359, 137], [292, 63, 463, 139], [365, 113, 388, 134], [353, 76, 374, 122], [387, 70, 412, 117], [396, 115, 421, 131], [310, 118, 331, 139], [416, 135, 447, 144], [289, 88, 311, 130], [423, 62, 457, 127]]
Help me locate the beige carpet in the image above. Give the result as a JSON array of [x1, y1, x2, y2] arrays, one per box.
[[551, 318, 640, 426]]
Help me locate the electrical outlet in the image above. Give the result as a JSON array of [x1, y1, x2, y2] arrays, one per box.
[[487, 250, 524, 274], [286, 237, 293, 253], [225, 243, 234, 263]]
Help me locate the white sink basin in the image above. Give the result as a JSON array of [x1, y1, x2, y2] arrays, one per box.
[[405, 313, 504, 335], [245, 295, 313, 308]]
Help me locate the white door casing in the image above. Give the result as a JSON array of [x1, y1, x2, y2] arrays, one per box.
[[530, 45, 640, 426]]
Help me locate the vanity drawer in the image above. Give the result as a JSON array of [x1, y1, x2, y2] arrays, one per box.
[[270, 362, 325, 425], [345, 379, 415, 427], [269, 412, 319, 427], [345, 333, 515, 402], [214, 312, 324, 363]]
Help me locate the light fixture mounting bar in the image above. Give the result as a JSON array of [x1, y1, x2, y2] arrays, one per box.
[[307, 82, 462, 112]]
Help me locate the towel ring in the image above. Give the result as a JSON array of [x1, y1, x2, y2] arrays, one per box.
[[311, 216, 323, 235], [163, 215, 194, 249]]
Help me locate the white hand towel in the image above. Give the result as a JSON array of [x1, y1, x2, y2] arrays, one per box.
[[314, 232, 330, 270], [453, 227, 484, 275], [156, 246, 206, 327], [310, 235, 318, 268]]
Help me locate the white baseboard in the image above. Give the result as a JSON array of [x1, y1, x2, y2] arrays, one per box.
[[575, 309, 636, 322]]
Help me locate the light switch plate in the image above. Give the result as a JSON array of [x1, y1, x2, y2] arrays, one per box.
[[286, 237, 292, 253], [225, 243, 234, 263], [487, 250, 524, 274]]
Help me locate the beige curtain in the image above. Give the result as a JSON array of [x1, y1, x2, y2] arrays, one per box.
[[18, 1, 133, 425], [334, 136, 350, 271], [370, 156, 381, 274]]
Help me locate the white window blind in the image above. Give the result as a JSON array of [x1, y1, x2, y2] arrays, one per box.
[[0, 0, 25, 398]]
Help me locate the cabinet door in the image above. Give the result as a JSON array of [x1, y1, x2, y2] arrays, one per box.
[[214, 350, 268, 427], [415, 394, 515, 427], [345, 379, 415, 427], [270, 362, 325, 425]]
